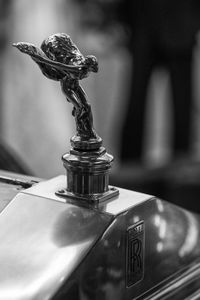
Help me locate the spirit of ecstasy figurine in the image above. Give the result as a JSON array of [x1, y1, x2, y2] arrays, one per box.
[[13, 33, 118, 202], [13, 33, 101, 149]]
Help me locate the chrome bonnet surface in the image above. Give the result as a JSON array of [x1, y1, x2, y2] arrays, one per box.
[[0, 190, 112, 300], [0, 176, 200, 299], [56, 196, 200, 300]]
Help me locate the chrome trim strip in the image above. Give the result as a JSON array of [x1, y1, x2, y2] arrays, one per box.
[[137, 262, 200, 300]]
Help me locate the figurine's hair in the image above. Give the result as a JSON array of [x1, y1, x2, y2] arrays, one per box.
[[41, 33, 75, 64]]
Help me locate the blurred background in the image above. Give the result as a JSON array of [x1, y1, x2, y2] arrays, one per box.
[[1, 0, 200, 211]]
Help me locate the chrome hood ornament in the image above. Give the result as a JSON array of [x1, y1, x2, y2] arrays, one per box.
[[13, 33, 118, 202]]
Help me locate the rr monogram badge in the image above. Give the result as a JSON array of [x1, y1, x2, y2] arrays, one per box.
[[126, 221, 145, 287]]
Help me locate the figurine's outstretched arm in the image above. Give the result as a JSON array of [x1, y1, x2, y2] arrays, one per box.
[[13, 42, 85, 75]]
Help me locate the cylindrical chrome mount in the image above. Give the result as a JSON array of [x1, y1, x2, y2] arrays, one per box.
[[58, 135, 119, 203]]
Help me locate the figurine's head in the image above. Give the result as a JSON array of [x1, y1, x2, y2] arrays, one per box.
[[41, 33, 72, 64], [85, 55, 98, 73]]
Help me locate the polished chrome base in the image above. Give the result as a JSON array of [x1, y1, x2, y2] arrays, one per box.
[[62, 146, 118, 202], [56, 185, 119, 203], [70, 134, 102, 150]]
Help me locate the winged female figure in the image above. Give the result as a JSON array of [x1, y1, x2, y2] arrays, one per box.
[[13, 33, 99, 141]]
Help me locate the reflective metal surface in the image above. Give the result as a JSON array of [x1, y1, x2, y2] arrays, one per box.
[[24, 175, 152, 214], [0, 174, 200, 299], [0, 191, 112, 300], [55, 197, 200, 300], [62, 148, 119, 202], [0, 171, 40, 213], [22, 176, 200, 299]]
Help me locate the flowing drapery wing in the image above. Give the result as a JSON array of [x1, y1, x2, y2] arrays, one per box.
[[13, 42, 66, 81]]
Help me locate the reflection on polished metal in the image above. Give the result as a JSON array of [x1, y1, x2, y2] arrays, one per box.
[[60, 147, 119, 202], [13, 33, 118, 202], [1, 173, 200, 299]]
